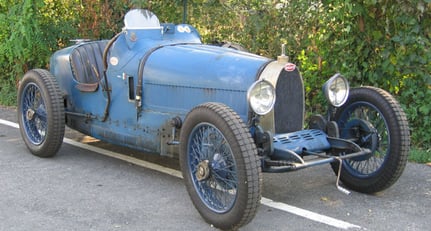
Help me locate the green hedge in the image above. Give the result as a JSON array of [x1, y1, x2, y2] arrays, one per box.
[[0, 0, 430, 150]]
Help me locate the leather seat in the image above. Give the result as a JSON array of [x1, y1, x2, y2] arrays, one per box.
[[70, 41, 108, 86]]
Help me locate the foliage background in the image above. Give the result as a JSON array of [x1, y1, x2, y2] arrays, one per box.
[[0, 0, 430, 154]]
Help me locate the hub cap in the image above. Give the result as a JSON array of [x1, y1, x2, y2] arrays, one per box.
[[196, 160, 210, 181]]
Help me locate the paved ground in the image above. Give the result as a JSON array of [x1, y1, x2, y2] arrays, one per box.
[[1, 105, 430, 230]]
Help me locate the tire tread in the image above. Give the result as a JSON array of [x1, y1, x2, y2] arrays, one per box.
[[18, 69, 65, 157], [180, 102, 261, 230]]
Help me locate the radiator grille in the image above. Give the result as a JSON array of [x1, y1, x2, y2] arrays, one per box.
[[274, 68, 305, 133]]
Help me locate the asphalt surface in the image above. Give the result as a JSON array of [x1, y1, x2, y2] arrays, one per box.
[[1, 105, 430, 231]]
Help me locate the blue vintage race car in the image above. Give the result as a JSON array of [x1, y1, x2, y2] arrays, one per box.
[[17, 9, 410, 230]]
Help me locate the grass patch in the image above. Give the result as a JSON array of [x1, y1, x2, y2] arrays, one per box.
[[409, 148, 431, 164]]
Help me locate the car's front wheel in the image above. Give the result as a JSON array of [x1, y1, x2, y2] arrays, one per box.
[[331, 87, 410, 193], [179, 102, 261, 230], [17, 69, 65, 157]]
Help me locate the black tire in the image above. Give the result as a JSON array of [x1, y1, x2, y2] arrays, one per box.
[[179, 103, 261, 230], [17, 69, 65, 157], [331, 87, 410, 193]]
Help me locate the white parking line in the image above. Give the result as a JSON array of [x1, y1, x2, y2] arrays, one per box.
[[1, 118, 362, 230], [0, 119, 19, 129], [261, 197, 361, 230]]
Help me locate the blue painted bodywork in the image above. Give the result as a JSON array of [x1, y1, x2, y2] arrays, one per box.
[[50, 20, 271, 156]]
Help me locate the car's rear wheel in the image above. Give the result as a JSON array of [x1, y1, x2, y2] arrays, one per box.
[[180, 102, 261, 230], [17, 69, 65, 157], [331, 87, 410, 193]]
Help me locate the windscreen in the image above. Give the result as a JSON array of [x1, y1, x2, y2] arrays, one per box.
[[124, 9, 161, 29]]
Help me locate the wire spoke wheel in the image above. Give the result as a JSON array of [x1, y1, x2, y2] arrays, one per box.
[[338, 103, 388, 176], [188, 123, 238, 213], [21, 83, 48, 145], [17, 69, 65, 157], [180, 103, 261, 230], [332, 87, 410, 193]]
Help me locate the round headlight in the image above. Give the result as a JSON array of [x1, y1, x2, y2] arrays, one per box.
[[247, 80, 276, 115], [323, 73, 349, 107]]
